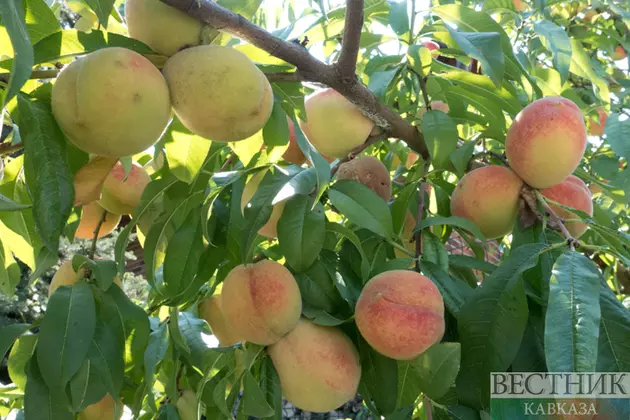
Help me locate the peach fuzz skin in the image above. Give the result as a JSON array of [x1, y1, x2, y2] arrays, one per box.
[[506, 97, 587, 189], [450, 165, 523, 239], [221, 260, 301, 345], [541, 175, 593, 238], [268, 318, 361, 412], [355, 270, 445, 360]]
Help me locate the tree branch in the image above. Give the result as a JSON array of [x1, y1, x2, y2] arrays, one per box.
[[264, 71, 306, 83], [330, 131, 386, 176], [336, 0, 364, 80], [88, 208, 108, 259], [0, 142, 23, 156], [0, 69, 60, 84], [159, 0, 430, 160]]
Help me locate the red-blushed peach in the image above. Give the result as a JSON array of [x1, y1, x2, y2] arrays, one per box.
[[422, 40, 440, 51], [541, 175, 593, 238], [49, 260, 123, 296], [240, 170, 286, 238], [282, 117, 306, 165], [78, 394, 122, 420], [198, 294, 243, 346], [450, 165, 523, 239], [51, 47, 171, 158], [221, 260, 302, 345], [75, 202, 121, 240], [417, 100, 450, 124], [355, 270, 444, 360], [513, 0, 526, 11], [98, 161, 151, 215], [163, 45, 273, 142], [336, 156, 392, 201], [267, 318, 361, 412], [125, 0, 203, 57], [506, 97, 587, 188], [588, 107, 608, 137], [613, 45, 627, 61], [301, 89, 374, 158]]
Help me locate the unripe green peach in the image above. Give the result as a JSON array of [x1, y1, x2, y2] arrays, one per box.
[[49, 260, 122, 296], [541, 175, 593, 238], [450, 165, 523, 239], [240, 170, 286, 238], [125, 0, 203, 57], [355, 270, 444, 360], [98, 161, 151, 215], [51, 47, 171, 158], [506, 97, 587, 188], [268, 318, 361, 412], [78, 394, 122, 420], [176, 389, 197, 420], [198, 294, 243, 346], [221, 260, 302, 345], [301, 89, 374, 158], [336, 156, 392, 201], [163, 45, 273, 142], [75, 202, 121, 240]]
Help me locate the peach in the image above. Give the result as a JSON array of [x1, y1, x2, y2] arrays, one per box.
[[240, 170, 286, 238], [51, 47, 171, 158], [78, 394, 122, 420], [282, 117, 306, 165], [163, 45, 273, 142], [541, 175, 593, 238], [506, 97, 587, 188], [392, 151, 419, 169], [450, 165, 523, 239], [221, 260, 302, 345], [49, 260, 122, 296], [176, 389, 197, 420], [422, 40, 440, 51], [198, 294, 243, 346], [73, 157, 118, 206], [268, 318, 361, 412], [336, 156, 392, 201], [125, 0, 203, 57], [75, 202, 121, 240], [418, 100, 450, 123], [355, 270, 444, 360], [588, 107, 608, 137], [513, 0, 526, 11], [301, 89, 374, 158], [613, 45, 627, 61], [98, 161, 151, 215]]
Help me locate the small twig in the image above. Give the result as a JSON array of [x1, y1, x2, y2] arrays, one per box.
[[0, 142, 23, 156], [414, 182, 426, 272], [424, 395, 433, 420], [471, 150, 508, 166], [264, 71, 305, 83], [535, 190, 576, 248], [408, 0, 417, 45], [0, 69, 60, 84], [409, 66, 432, 110], [88, 208, 108, 259], [336, 0, 364, 80], [218, 152, 235, 172], [330, 132, 386, 177]]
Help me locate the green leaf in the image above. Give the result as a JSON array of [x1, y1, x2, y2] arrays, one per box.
[[409, 342, 461, 400], [24, 0, 61, 44], [569, 38, 610, 103], [598, 282, 630, 372], [37, 282, 96, 391], [0, 192, 30, 211], [277, 195, 325, 272], [449, 254, 497, 275], [359, 337, 398, 416], [68, 356, 107, 413], [0, 323, 31, 361], [83, 0, 115, 28], [388, 0, 409, 36], [0, 237, 21, 296], [450, 140, 476, 177], [262, 100, 290, 148], [88, 321, 124, 398], [420, 261, 472, 318], [605, 113, 630, 161], [294, 259, 346, 314], [445, 28, 504, 87], [533, 20, 572, 84], [290, 116, 330, 202], [242, 370, 275, 417], [259, 356, 282, 420], [407, 45, 433, 77], [25, 354, 73, 420], [0, 0, 34, 107], [329, 180, 394, 239], [421, 231, 449, 272], [217, 0, 263, 20], [421, 110, 458, 170], [163, 209, 204, 296], [545, 251, 602, 372], [456, 244, 545, 410], [17, 95, 74, 252], [8, 334, 37, 391], [326, 222, 370, 282], [144, 323, 169, 410], [163, 118, 213, 184], [417, 216, 486, 241], [177, 312, 212, 367]]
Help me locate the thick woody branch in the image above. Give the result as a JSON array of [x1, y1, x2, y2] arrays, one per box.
[[336, 0, 364, 80], [159, 0, 430, 160]]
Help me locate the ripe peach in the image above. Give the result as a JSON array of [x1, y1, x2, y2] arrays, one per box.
[[98, 161, 151, 215], [221, 260, 302, 345], [282, 117, 306, 165], [73, 157, 118, 206], [78, 394, 122, 420], [422, 40, 440, 51], [198, 294, 243, 346], [355, 270, 444, 360], [51, 47, 171, 158], [513, 0, 526, 11], [588, 107, 608, 137], [240, 170, 286, 238], [125, 0, 203, 57], [75, 202, 121, 240], [506, 97, 587, 188], [49, 260, 123, 296], [268, 318, 361, 412], [301, 89, 374, 158], [613, 45, 627, 61], [163, 45, 273, 142], [417, 100, 450, 124], [450, 165, 523, 239], [541, 175, 593, 238], [336, 156, 392, 201]]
